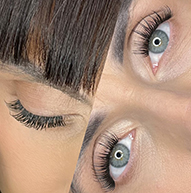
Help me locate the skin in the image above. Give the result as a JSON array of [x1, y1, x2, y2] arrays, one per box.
[[71, 0, 191, 192], [0, 0, 123, 191], [0, 64, 92, 192]]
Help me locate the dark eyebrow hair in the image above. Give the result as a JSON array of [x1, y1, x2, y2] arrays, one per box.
[[70, 112, 105, 193], [113, 0, 133, 63], [70, 1, 134, 192], [70, 179, 83, 193], [79, 112, 105, 158]]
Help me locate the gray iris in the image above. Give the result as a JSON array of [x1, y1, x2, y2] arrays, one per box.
[[110, 143, 130, 168], [149, 29, 169, 53]]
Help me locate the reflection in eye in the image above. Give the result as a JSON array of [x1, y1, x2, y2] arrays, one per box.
[[133, 6, 172, 74], [6, 100, 69, 130], [93, 132, 134, 192]]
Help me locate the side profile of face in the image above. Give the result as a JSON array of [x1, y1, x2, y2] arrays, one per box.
[[0, 0, 121, 192], [71, 0, 191, 192]]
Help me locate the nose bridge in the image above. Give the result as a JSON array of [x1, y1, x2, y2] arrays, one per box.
[[95, 71, 191, 130]]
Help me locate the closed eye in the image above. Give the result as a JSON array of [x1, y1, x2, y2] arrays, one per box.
[[6, 100, 73, 130]]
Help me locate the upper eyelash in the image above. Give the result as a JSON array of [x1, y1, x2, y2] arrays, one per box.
[[6, 100, 66, 130], [92, 132, 119, 192], [133, 6, 172, 56]]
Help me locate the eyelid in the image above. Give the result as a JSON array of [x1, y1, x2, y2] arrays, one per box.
[[6, 99, 77, 130], [131, 6, 172, 35]]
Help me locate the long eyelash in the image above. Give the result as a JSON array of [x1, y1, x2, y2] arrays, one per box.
[[133, 6, 172, 56], [6, 100, 66, 130], [93, 132, 119, 192]]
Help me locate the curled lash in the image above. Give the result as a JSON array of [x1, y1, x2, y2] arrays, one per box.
[[133, 6, 172, 56], [6, 100, 66, 130], [93, 132, 119, 192]]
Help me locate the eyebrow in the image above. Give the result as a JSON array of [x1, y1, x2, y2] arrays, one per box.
[[113, 0, 133, 63], [70, 180, 82, 193], [0, 62, 91, 105], [78, 112, 105, 159], [70, 2, 134, 192], [70, 112, 105, 193]]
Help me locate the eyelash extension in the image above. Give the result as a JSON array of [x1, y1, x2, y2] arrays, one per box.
[[133, 6, 172, 56], [6, 100, 66, 130], [93, 132, 119, 192]]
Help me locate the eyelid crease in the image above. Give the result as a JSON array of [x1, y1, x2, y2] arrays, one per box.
[[6, 99, 76, 130]]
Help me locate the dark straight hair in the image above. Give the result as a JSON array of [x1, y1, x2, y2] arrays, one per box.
[[0, 0, 122, 94]]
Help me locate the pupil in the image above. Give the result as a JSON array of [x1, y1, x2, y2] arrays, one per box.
[[116, 151, 122, 158], [154, 38, 161, 46]]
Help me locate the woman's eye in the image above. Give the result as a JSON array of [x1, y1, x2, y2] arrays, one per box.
[[93, 131, 135, 191], [6, 100, 67, 130], [109, 134, 133, 180], [133, 7, 172, 74], [149, 22, 170, 73]]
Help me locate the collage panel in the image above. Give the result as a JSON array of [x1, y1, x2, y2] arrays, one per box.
[[0, 0, 122, 192], [1, 0, 191, 192], [71, 0, 191, 192]]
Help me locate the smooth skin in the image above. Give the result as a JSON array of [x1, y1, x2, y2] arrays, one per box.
[[72, 0, 191, 192], [0, 66, 92, 193]]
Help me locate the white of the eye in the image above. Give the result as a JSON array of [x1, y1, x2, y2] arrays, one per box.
[[149, 22, 170, 70], [109, 134, 133, 180], [110, 165, 126, 180]]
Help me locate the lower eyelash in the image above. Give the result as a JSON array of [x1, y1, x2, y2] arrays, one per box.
[[133, 6, 172, 56], [6, 100, 66, 130], [93, 132, 119, 192]]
